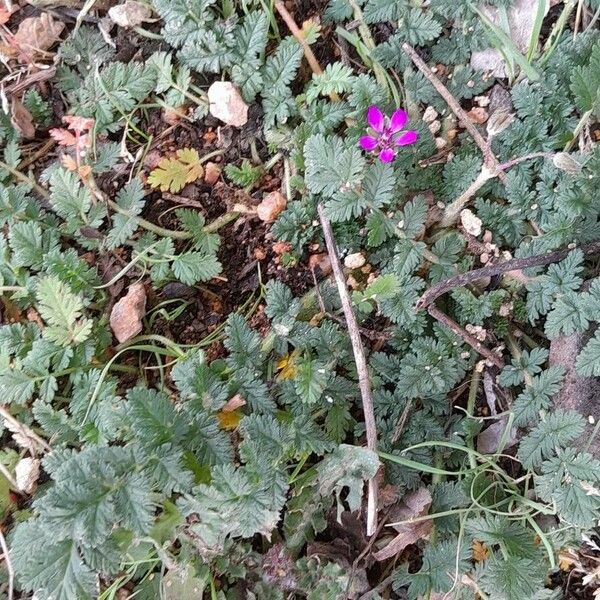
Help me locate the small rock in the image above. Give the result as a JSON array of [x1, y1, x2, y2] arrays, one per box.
[[204, 161, 221, 185], [460, 209, 482, 236], [467, 107, 488, 124], [308, 253, 332, 275], [110, 283, 147, 343], [257, 191, 286, 223], [434, 137, 447, 149], [428, 120, 441, 135], [474, 95, 490, 107], [344, 252, 366, 269], [207, 82, 248, 127], [480, 252, 490, 264], [422, 106, 438, 124], [15, 457, 40, 494], [108, 0, 152, 28]]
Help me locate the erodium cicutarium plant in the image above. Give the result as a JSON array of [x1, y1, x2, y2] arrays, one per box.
[[359, 105, 419, 162]]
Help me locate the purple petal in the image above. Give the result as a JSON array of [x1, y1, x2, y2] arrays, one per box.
[[389, 109, 408, 133], [379, 148, 395, 162], [396, 130, 419, 146], [367, 106, 385, 133], [359, 136, 378, 151]]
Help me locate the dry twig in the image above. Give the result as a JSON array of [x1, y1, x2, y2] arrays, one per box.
[[428, 305, 505, 369], [317, 203, 378, 536], [417, 240, 600, 309], [274, 2, 323, 75], [0, 526, 14, 600], [0, 405, 51, 453], [402, 44, 555, 226], [402, 43, 495, 168]]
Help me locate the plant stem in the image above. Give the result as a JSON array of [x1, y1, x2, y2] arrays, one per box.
[[427, 305, 505, 368], [0, 161, 240, 240]]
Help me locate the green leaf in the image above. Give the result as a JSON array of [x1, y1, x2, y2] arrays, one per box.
[[479, 553, 547, 600], [512, 367, 565, 427], [306, 62, 355, 103], [0, 367, 36, 404], [125, 386, 188, 449], [517, 410, 586, 469], [576, 330, 600, 376], [294, 354, 330, 404], [304, 134, 365, 198], [261, 37, 303, 128], [178, 464, 287, 550], [570, 41, 600, 117], [11, 521, 98, 600], [171, 252, 221, 285], [317, 444, 380, 521], [106, 178, 145, 249], [35, 276, 92, 347], [49, 168, 93, 222], [466, 515, 538, 558]]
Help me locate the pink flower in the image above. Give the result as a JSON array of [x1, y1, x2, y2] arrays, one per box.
[[359, 106, 419, 163]]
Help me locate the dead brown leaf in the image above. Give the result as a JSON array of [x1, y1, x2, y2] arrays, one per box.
[[472, 540, 490, 562], [221, 394, 246, 412], [10, 97, 35, 139], [13, 12, 65, 59], [373, 488, 432, 561]]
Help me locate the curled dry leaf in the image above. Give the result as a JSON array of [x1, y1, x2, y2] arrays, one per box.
[[10, 97, 35, 139], [373, 487, 432, 561], [13, 12, 65, 59], [207, 81, 249, 127], [108, 0, 153, 28], [257, 191, 287, 223], [15, 457, 40, 494], [221, 394, 246, 412], [110, 282, 147, 343]]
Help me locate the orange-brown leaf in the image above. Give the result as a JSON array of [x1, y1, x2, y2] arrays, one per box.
[[50, 128, 77, 147], [472, 540, 490, 563]]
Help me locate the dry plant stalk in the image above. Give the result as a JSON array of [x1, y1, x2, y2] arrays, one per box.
[[317, 203, 379, 536]]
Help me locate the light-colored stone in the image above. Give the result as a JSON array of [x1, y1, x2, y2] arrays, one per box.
[[108, 0, 152, 28], [204, 161, 221, 185], [428, 120, 441, 135], [257, 191, 286, 223], [344, 252, 366, 269], [110, 283, 147, 343], [460, 209, 482, 236], [207, 82, 249, 127], [422, 106, 438, 124]]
